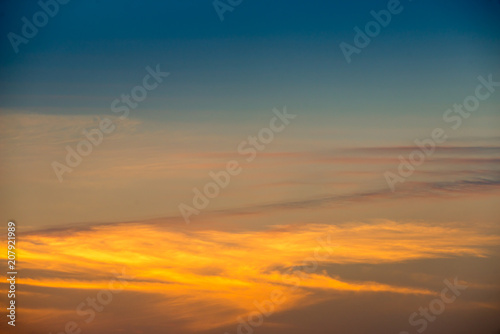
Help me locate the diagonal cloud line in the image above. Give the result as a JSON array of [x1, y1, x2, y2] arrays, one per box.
[[208, 174, 500, 217], [22, 173, 500, 236]]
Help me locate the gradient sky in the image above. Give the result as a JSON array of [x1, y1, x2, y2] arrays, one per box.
[[0, 0, 499, 333]]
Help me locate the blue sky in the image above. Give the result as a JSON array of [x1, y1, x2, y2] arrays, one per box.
[[1, 0, 499, 122]]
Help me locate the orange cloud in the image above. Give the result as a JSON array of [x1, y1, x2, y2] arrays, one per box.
[[8, 220, 499, 332]]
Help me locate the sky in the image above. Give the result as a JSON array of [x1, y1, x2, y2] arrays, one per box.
[[0, 0, 499, 333]]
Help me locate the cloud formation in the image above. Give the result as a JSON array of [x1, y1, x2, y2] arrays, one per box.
[[5, 220, 499, 333]]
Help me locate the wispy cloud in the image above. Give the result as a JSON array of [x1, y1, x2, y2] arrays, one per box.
[[5, 220, 499, 333]]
